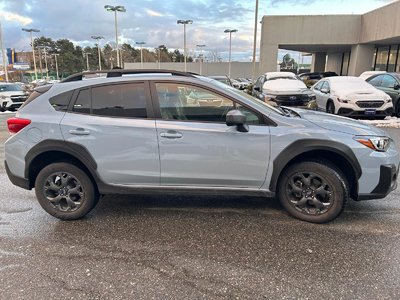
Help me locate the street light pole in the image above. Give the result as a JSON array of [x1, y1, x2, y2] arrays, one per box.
[[157, 45, 165, 69], [91, 36, 104, 70], [252, 0, 259, 81], [52, 53, 60, 79], [136, 42, 145, 69], [0, 21, 9, 82], [177, 19, 193, 72], [22, 28, 40, 81], [196, 44, 206, 75], [224, 29, 238, 79], [104, 5, 126, 68]]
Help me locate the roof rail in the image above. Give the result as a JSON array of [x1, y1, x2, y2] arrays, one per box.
[[61, 69, 196, 83]]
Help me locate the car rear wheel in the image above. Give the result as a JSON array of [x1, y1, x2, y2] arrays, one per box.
[[277, 160, 348, 223], [35, 162, 99, 220], [326, 101, 335, 114]]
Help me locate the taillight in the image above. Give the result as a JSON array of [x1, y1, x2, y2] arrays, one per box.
[[7, 117, 31, 134]]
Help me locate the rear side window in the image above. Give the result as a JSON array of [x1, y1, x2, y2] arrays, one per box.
[[49, 91, 73, 112], [92, 83, 147, 118]]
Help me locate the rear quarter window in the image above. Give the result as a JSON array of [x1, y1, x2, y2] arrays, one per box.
[[49, 91, 74, 112]]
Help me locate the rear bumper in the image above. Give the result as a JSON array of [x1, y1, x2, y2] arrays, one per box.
[[4, 161, 31, 190], [357, 164, 398, 200]]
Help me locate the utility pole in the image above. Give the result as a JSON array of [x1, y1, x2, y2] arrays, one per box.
[[84, 53, 91, 70], [52, 53, 60, 79]]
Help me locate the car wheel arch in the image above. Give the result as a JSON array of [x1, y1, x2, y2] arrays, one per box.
[[25, 140, 99, 191], [269, 139, 361, 199]]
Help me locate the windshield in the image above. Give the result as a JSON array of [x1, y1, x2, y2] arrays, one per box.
[[0, 84, 23, 92], [199, 76, 284, 116]]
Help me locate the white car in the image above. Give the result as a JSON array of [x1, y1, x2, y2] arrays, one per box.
[[253, 72, 316, 107], [311, 76, 393, 118], [0, 83, 29, 112], [359, 71, 386, 81]]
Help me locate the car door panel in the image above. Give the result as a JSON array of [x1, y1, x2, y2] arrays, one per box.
[[156, 120, 270, 187]]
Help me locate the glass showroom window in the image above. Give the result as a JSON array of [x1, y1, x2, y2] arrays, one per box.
[[387, 45, 398, 72], [375, 47, 389, 71]]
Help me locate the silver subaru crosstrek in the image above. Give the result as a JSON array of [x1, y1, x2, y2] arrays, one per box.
[[4, 70, 400, 223]]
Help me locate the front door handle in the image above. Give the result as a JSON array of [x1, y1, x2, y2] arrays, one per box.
[[160, 130, 183, 139], [69, 128, 90, 135]]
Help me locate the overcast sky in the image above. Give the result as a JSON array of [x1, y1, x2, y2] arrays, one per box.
[[0, 0, 396, 63]]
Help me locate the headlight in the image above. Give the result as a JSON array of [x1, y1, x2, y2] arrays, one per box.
[[354, 136, 391, 152], [337, 98, 349, 103]]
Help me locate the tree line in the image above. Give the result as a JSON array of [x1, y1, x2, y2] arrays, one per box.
[[31, 37, 193, 77]]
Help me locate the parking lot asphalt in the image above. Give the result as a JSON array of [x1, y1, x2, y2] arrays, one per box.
[[1, 113, 400, 299]]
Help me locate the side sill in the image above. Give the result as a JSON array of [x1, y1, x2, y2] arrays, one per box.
[[98, 183, 275, 198]]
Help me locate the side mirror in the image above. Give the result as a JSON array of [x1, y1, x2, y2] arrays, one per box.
[[320, 88, 329, 94], [394, 84, 400, 90], [254, 86, 260, 92], [226, 110, 249, 132]]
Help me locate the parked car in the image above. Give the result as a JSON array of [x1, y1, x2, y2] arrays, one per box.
[[359, 71, 386, 81], [0, 82, 29, 111], [366, 72, 400, 117], [208, 75, 232, 87], [299, 71, 338, 87], [253, 72, 316, 107], [311, 76, 393, 118], [230, 78, 245, 90], [5, 69, 399, 223], [235, 78, 252, 89]]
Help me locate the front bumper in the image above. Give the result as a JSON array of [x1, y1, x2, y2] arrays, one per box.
[[337, 107, 393, 118], [357, 164, 398, 200]]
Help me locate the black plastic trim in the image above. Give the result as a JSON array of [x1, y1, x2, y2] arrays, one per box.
[[269, 139, 362, 192], [5, 161, 31, 190], [25, 140, 98, 179], [358, 164, 398, 200]]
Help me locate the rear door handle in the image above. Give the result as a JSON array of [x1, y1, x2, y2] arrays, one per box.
[[69, 128, 90, 135], [160, 131, 183, 139]]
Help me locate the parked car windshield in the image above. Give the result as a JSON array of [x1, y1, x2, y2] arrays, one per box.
[[0, 84, 23, 92]]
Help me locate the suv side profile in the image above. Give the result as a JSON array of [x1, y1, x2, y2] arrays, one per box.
[[4, 70, 400, 223]]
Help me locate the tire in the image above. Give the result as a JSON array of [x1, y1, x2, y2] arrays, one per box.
[[326, 101, 335, 114], [277, 160, 348, 223], [35, 162, 99, 220]]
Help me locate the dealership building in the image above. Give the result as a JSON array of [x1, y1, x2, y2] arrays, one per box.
[[259, 0, 400, 76]]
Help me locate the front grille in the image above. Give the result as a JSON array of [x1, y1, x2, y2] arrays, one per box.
[[356, 101, 384, 108], [10, 95, 28, 103], [275, 94, 310, 106]]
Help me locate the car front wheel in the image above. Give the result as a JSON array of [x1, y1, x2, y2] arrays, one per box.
[[35, 162, 99, 220], [277, 160, 348, 223], [326, 101, 335, 114]]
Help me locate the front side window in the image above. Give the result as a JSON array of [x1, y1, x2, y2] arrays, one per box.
[[368, 75, 382, 87], [381, 75, 398, 88], [155, 83, 263, 125], [313, 81, 324, 91]]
